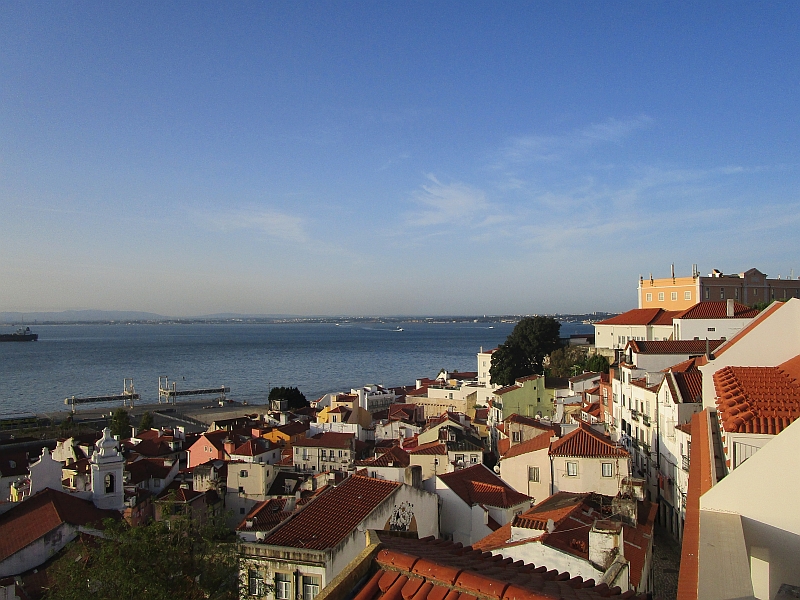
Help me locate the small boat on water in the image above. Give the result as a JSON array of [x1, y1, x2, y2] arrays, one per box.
[[0, 326, 39, 342]]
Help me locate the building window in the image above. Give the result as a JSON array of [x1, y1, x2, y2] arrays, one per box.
[[671, 292, 678, 301], [240, 470, 248, 478], [511, 431, 521, 442], [566, 462, 578, 477], [658, 292, 665, 301], [528, 466, 539, 482], [720, 288, 725, 299], [602, 462, 613, 478], [455, 454, 465, 465], [104, 473, 115, 494], [470, 455, 479, 463], [646, 293, 652, 302], [302, 576, 320, 600], [735, 289, 740, 299], [705, 288, 710, 299], [275, 573, 291, 600], [684, 291, 691, 300], [248, 570, 266, 596], [708, 327, 716, 332]]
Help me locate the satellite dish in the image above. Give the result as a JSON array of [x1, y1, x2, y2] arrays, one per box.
[[493, 465, 500, 474]]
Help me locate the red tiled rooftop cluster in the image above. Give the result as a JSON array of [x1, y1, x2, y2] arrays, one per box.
[[355, 532, 645, 600], [714, 365, 800, 434], [674, 301, 758, 320]]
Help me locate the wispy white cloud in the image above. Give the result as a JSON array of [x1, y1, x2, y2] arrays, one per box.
[[405, 174, 509, 228], [496, 115, 653, 167], [201, 208, 309, 243]]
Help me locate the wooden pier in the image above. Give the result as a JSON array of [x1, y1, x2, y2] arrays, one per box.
[[158, 376, 229, 405], [64, 378, 140, 413]]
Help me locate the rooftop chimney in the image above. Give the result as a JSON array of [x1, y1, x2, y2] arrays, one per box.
[[589, 520, 624, 570]]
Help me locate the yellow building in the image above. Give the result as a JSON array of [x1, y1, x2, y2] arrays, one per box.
[[638, 267, 800, 309]]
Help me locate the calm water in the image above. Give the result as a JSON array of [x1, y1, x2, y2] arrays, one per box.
[[0, 321, 592, 417]]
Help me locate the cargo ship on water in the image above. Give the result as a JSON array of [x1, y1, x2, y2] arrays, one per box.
[[0, 327, 38, 342]]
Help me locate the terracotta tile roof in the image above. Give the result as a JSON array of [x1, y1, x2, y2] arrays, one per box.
[[261, 475, 400, 550], [674, 371, 703, 404], [474, 407, 490, 421], [0, 488, 120, 563], [497, 438, 510, 457], [596, 308, 680, 326], [676, 422, 692, 435], [675, 301, 759, 320], [548, 422, 628, 458], [295, 432, 354, 449], [500, 434, 553, 460], [407, 441, 448, 456], [236, 498, 294, 532], [495, 384, 521, 395], [275, 421, 310, 436], [666, 357, 701, 373], [627, 339, 724, 355], [356, 446, 411, 468], [515, 374, 542, 383], [361, 530, 646, 600], [503, 414, 561, 436], [713, 365, 800, 434], [438, 464, 530, 508], [231, 438, 272, 456]]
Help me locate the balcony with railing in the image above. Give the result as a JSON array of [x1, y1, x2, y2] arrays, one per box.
[[682, 454, 690, 472], [642, 414, 651, 427], [630, 410, 640, 422]]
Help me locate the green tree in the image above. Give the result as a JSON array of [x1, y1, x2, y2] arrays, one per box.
[[138, 411, 154, 431], [490, 316, 562, 386], [110, 408, 131, 439], [547, 346, 588, 377], [45, 514, 240, 600], [584, 353, 610, 374], [268, 386, 308, 409]]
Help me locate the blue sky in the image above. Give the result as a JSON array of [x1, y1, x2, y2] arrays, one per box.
[[2, 2, 799, 316]]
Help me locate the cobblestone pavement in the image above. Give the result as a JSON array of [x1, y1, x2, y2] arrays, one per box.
[[651, 525, 682, 600]]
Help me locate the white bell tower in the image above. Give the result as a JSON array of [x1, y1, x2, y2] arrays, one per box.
[[90, 427, 125, 511]]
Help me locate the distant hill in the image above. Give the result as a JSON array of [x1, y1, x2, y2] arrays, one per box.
[[0, 310, 166, 323]]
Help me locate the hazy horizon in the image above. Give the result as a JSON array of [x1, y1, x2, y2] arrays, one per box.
[[3, 4, 799, 317]]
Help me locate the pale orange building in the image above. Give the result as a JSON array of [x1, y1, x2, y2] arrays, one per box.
[[639, 267, 800, 309]]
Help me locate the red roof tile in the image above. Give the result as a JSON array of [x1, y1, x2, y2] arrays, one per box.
[[236, 498, 294, 532], [356, 446, 411, 468], [548, 422, 628, 458], [674, 301, 758, 320], [438, 464, 530, 508], [500, 434, 553, 460], [261, 476, 400, 550], [295, 432, 354, 449], [627, 339, 724, 355], [362, 530, 646, 600], [407, 441, 448, 456], [0, 488, 120, 563], [713, 365, 800, 434], [597, 308, 680, 326], [503, 415, 561, 436]]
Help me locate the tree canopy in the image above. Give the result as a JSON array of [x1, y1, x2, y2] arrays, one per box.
[[268, 386, 308, 409], [489, 316, 562, 386], [110, 408, 131, 439], [547, 346, 610, 377], [46, 513, 239, 600], [138, 411, 154, 431]]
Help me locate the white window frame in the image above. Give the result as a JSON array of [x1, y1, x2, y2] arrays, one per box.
[[602, 462, 613, 478], [248, 570, 266, 596], [528, 466, 539, 482], [302, 576, 320, 600], [275, 573, 291, 600], [566, 461, 578, 477], [684, 291, 692, 300]]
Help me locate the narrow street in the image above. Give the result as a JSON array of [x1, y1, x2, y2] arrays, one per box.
[[651, 525, 682, 600]]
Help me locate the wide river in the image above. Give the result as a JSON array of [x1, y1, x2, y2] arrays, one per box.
[[0, 321, 592, 417]]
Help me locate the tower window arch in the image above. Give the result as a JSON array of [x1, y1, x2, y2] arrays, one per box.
[[104, 473, 115, 494]]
